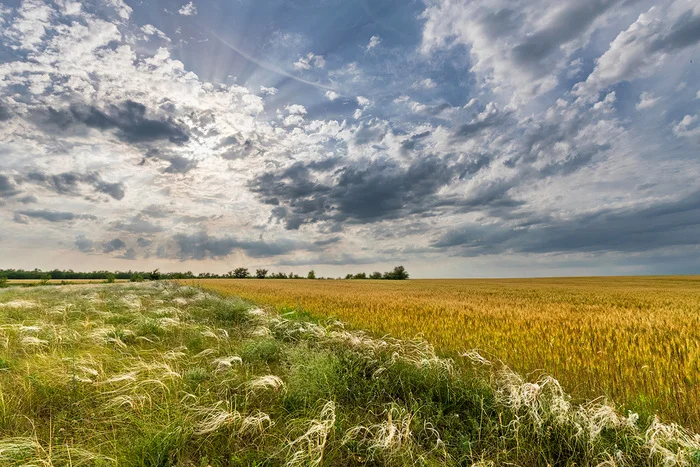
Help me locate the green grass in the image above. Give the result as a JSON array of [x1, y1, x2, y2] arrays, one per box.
[[0, 283, 697, 466]]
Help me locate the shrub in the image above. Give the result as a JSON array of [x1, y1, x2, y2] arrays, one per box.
[[256, 269, 268, 279], [105, 273, 116, 283]]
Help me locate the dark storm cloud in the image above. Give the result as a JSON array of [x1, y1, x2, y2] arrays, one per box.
[[162, 154, 197, 174], [0, 103, 11, 121], [118, 248, 137, 260], [12, 213, 28, 224], [509, 112, 610, 177], [110, 215, 164, 234], [0, 174, 21, 197], [400, 131, 431, 153], [251, 154, 491, 230], [17, 195, 38, 204], [216, 135, 259, 160], [141, 205, 172, 218], [172, 232, 301, 260], [75, 234, 95, 253], [103, 238, 127, 253], [36, 100, 189, 144], [433, 190, 700, 256], [453, 105, 510, 140], [24, 170, 125, 200], [511, 0, 622, 67], [353, 120, 387, 145], [137, 237, 153, 247], [14, 209, 97, 223], [144, 149, 197, 174], [649, 8, 700, 52]]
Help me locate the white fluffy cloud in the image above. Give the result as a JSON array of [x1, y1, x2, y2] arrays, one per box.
[[636, 91, 660, 110], [293, 52, 325, 70], [178, 2, 197, 16], [411, 78, 436, 90], [420, 0, 633, 103], [366, 35, 381, 51], [574, 2, 700, 101]]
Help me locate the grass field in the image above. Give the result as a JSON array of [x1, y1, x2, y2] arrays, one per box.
[[6, 279, 129, 285], [1, 283, 699, 466], [188, 276, 700, 431]]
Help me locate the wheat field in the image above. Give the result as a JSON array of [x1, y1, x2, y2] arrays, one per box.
[[1, 282, 699, 465], [189, 276, 700, 431]]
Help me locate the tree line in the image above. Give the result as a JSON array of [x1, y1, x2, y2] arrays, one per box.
[[0, 266, 410, 283], [224, 265, 408, 280]]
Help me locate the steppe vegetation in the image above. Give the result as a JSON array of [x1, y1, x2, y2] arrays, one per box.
[[191, 276, 700, 432], [0, 282, 698, 465]]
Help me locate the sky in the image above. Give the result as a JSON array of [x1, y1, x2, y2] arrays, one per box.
[[0, 0, 699, 278]]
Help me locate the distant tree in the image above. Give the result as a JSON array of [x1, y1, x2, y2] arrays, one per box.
[[232, 268, 251, 279], [353, 272, 367, 279], [369, 271, 382, 280], [150, 269, 161, 281], [307, 270, 316, 279], [130, 273, 144, 282], [105, 273, 116, 284], [0, 274, 7, 287], [256, 269, 269, 279], [345, 273, 353, 280], [383, 265, 409, 280], [271, 272, 287, 279]]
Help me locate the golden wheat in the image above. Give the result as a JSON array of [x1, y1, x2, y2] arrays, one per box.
[[189, 276, 700, 430]]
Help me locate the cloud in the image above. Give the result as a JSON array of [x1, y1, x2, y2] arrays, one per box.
[[356, 96, 372, 107], [250, 154, 490, 230], [178, 2, 197, 16], [673, 114, 700, 140], [24, 171, 126, 200], [75, 234, 94, 253], [433, 190, 700, 256], [285, 104, 307, 115], [366, 35, 381, 52], [103, 238, 127, 253], [325, 91, 339, 101], [411, 78, 436, 90], [35, 101, 189, 145], [172, 232, 301, 259], [574, 4, 700, 101], [144, 149, 197, 174], [420, 0, 631, 102], [293, 52, 325, 70], [0, 103, 11, 121], [17, 195, 38, 204], [636, 91, 660, 110], [14, 209, 97, 223], [118, 248, 137, 260], [110, 215, 164, 234], [453, 102, 507, 139], [260, 86, 278, 96], [0, 174, 21, 198]]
